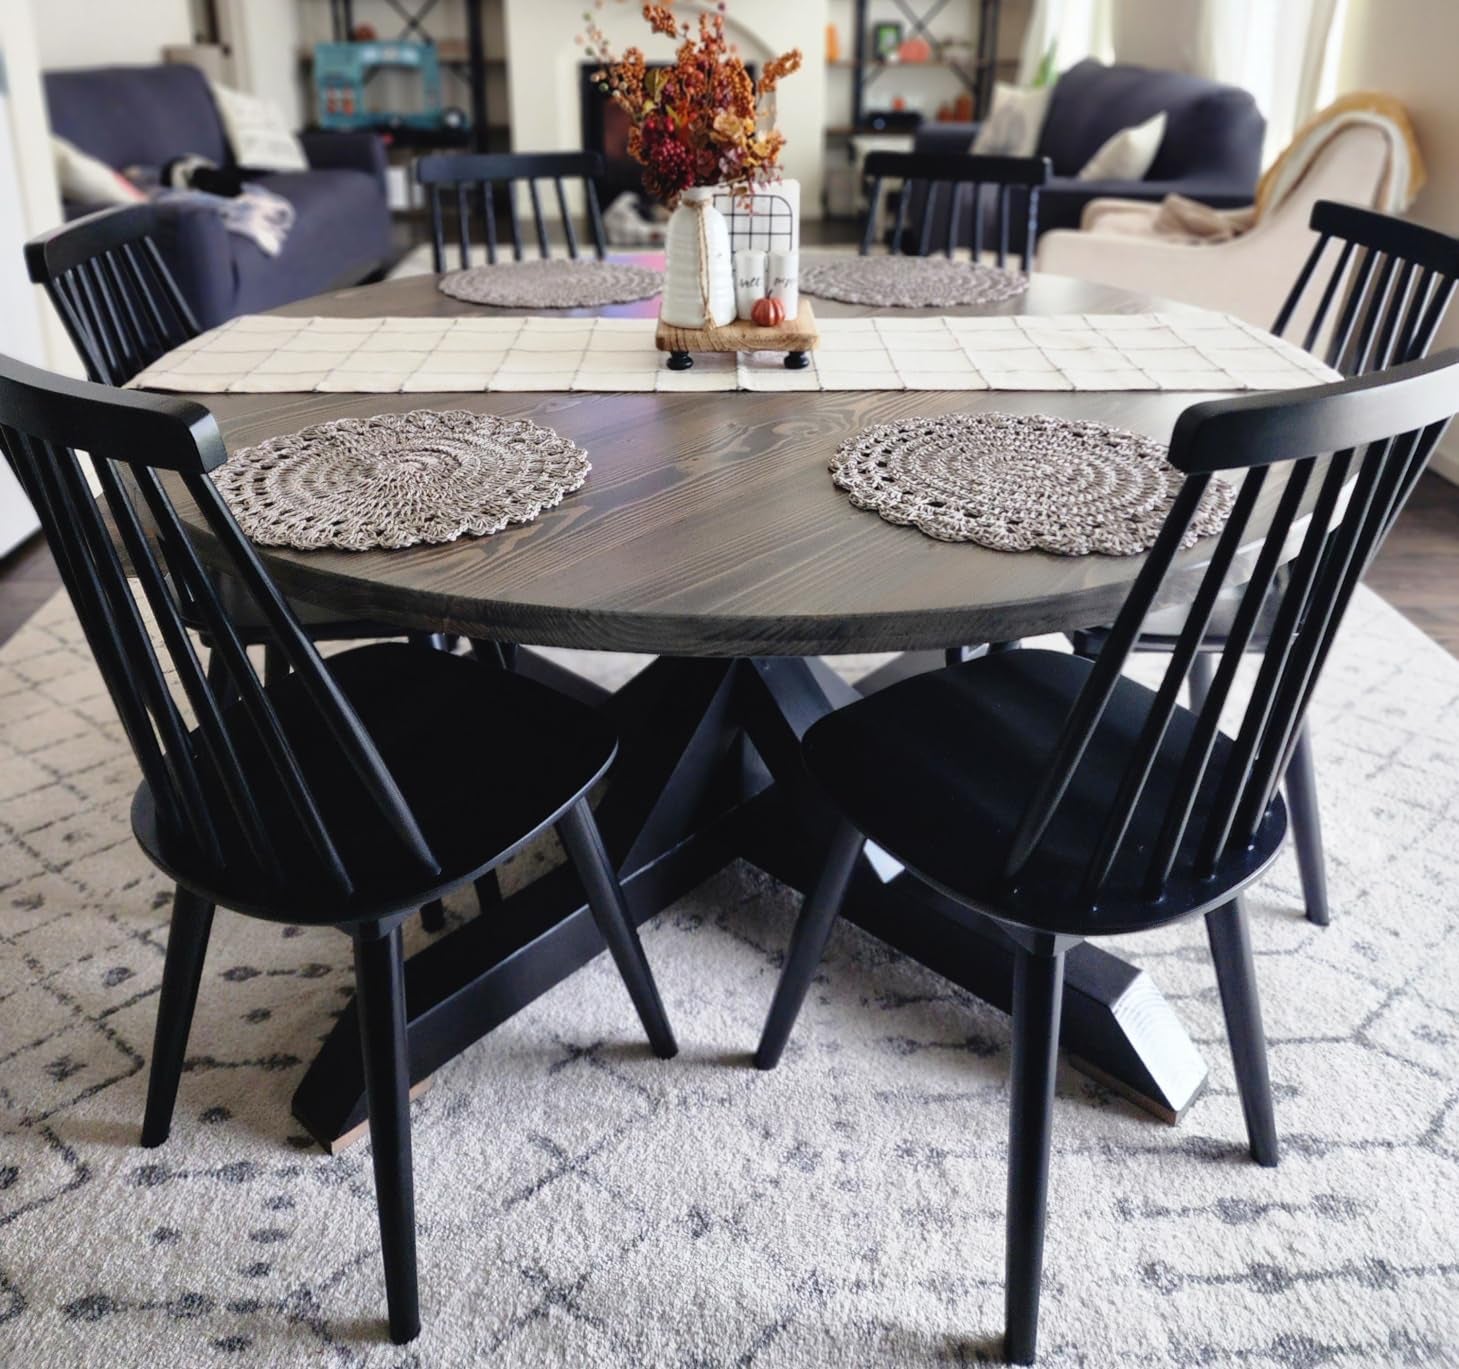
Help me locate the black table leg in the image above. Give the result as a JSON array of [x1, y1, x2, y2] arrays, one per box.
[[291, 654, 1207, 1149]]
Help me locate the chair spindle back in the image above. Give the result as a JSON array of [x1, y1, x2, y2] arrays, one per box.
[[859, 152, 1051, 270], [25, 205, 199, 387], [416, 152, 609, 272], [0, 355, 441, 903], [1275, 200, 1459, 375], [1003, 351, 1459, 906]]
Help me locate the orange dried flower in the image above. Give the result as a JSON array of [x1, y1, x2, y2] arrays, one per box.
[[581, 0, 801, 204], [758, 50, 802, 95], [642, 4, 680, 38]]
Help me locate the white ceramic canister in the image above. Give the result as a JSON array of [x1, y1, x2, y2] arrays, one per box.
[[767, 248, 799, 321], [734, 249, 768, 320], [661, 186, 737, 328]]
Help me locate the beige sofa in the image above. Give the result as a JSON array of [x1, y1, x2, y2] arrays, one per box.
[[1035, 125, 1392, 327]]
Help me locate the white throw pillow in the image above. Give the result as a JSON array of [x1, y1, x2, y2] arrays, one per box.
[[51, 135, 146, 205], [971, 83, 1052, 158], [1076, 111, 1168, 182], [209, 82, 309, 172]]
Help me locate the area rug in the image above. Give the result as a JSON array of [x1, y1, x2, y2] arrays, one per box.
[[1, 587, 1456, 1367]]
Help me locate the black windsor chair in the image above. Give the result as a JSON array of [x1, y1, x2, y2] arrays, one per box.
[[754, 349, 1459, 1364]]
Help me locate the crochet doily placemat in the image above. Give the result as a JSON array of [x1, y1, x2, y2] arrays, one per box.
[[437, 259, 662, 308], [801, 255, 1029, 308], [831, 411, 1233, 556], [213, 409, 590, 551]]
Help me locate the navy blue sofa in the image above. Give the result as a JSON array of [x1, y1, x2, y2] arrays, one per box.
[[44, 64, 393, 329], [911, 59, 1266, 252]]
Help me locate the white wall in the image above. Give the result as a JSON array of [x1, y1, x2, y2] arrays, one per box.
[[216, 0, 304, 127], [1336, 0, 1459, 480], [0, 2, 71, 373], [502, 0, 827, 219], [32, 0, 193, 70], [1108, 0, 1202, 72], [0, 2, 67, 553]]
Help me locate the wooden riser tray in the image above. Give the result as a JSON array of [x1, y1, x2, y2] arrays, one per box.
[[656, 300, 819, 370]]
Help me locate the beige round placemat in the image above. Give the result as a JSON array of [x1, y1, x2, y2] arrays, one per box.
[[437, 258, 662, 308], [801, 255, 1028, 308], [831, 411, 1233, 556], [214, 409, 590, 551]]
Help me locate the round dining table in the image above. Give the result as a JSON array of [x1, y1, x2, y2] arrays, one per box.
[[179, 267, 1240, 1151]]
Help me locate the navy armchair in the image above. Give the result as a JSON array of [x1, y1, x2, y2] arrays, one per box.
[[44, 65, 393, 329], [911, 59, 1265, 253]]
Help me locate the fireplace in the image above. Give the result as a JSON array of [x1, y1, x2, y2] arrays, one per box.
[[503, 0, 827, 222]]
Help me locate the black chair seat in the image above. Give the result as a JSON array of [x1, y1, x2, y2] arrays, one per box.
[[132, 643, 618, 922], [804, 650, 1287, 937]]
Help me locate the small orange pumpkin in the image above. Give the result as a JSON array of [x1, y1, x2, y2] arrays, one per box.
[[751, 296, 786, 328]]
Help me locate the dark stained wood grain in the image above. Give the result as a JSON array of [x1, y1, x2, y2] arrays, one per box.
[[167, 272, 1317, 655]]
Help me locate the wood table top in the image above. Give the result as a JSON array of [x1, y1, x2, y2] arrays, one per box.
[[175, 270, 1285, 656]]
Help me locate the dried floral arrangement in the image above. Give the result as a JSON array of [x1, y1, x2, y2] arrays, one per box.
[[580, 2, 802, 204]]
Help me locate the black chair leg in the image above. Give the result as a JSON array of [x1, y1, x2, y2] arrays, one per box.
[[1188, 649, 1216, 711], [1284, 721, 1329, 926], [419, 901, 446, 933], [262, 643, 287, 686], [141, 886, 216, 1148], [469, 639, 519, 671], [1206, 898, 1279, 1167], [474, 868, 503, 913], [755, 820, 864, 1071], [204, 647, 239, 708], [1004, 942, 1065, 1367], [353, 920, 421, 1345], [557, 797, 678, 1059]]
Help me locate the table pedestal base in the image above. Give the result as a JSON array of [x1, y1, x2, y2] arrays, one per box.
[[291, 654, 1207, 1150]]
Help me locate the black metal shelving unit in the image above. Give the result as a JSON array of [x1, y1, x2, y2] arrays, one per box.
[[844, 0, 1004, 133], [320, 0, 497, 152]]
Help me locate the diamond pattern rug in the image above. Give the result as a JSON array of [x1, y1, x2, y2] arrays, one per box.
[[1, 588, 1457, 1366]]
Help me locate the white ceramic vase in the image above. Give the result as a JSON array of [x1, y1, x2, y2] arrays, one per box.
[[661, 186, 737, 328]]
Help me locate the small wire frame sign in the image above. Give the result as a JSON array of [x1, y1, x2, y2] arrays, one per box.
[[711, 186, 800, 255]]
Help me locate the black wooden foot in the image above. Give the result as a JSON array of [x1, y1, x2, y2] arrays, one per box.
[[142, 887, 216, 1147], [755, 819, 863, 1069], [1285, 722, 1329, 926], [667, 350, 693, 371], [558, 798, 678, 1058], [784, 350, 809, 370], [354, 922, 421, 1345], [1206, 898, 1279, 1166], [1004, 945, 1066, 1366]]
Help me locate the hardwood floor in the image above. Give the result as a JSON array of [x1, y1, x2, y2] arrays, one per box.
[[1363, 473, 1459, 654], [0, 534, 59, 646], [2, 473, 1455, 653]]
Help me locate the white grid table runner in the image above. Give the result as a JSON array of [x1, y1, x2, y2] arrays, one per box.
[[129, 312, 1339, 396]]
